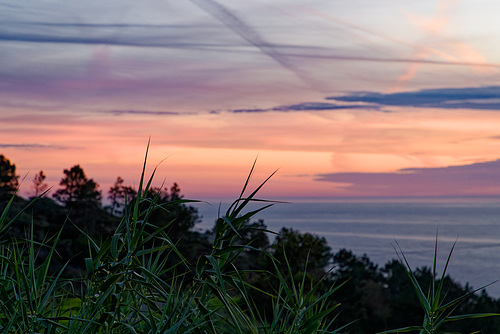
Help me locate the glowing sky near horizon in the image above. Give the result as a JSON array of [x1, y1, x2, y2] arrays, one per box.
[[2, 0, 500, 200]]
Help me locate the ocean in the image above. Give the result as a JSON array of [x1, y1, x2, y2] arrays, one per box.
[[193, 198, 500, 297]]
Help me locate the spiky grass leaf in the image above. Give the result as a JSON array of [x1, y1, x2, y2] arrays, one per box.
[[378, 325, 426, 333], [383, 237, 500, 334]]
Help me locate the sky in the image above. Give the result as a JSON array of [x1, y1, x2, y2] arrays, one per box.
[[2, 0, 500, 201]]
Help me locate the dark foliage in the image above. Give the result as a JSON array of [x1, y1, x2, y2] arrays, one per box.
[[329, 251, 500, 333], [329, 249, 388, 332], [52, 165, 102, 208], [144, 182, 200, 241], [0, 155, 19, 200], [1, 154, 500, 333], [31, 170, 48, 198], [272, 227, 331, 278], [106, 176, 137, 216]]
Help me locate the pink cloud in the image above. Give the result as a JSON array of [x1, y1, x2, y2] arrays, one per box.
[[316, 159, 500, 197]]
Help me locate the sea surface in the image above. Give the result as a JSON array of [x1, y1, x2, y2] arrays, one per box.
[[193, 198, 500, 297]]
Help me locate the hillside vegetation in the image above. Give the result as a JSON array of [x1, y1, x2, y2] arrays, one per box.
[[1, 151, 500, 333]]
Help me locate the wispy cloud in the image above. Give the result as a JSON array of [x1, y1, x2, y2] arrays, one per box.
[[286, 52, 500, 68], [328, 86, 500, 110], [231, 102, 380, 113], [0, 21, 225, 48], [230, 84, 500, 113], [5, 19, 493, 69], [316, 159, 500, 197], [288, 3, 500, 72], [105, 110, 182, 116], [0, 143, 70, 150], [389, 0, 458, 91]]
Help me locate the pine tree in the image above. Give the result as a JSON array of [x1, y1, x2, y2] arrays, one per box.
[[52, 165, 101, 208], [32, 170, 48, 198], [0, 155, 19, 200]]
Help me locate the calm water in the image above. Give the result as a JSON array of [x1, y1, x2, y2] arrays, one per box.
[[193, 198, 500, 297]]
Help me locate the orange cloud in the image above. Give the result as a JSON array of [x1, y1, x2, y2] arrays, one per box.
[[391, 0, 496, 91]]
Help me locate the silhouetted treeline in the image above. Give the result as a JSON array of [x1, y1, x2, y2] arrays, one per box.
[[1, 154, 500, 332]]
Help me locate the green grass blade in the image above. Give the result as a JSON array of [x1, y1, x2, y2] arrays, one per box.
[[378, 325, 424, 333], [394, 241, 431, 315], [444, 312, 500, 322]]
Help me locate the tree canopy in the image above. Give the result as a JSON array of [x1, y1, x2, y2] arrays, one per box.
[[32, 170, 48, 198], [107, 176, 137, 216], [52, 165, 102, 208], [0, 154, 19, 200]]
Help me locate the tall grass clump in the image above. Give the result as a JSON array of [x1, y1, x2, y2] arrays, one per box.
[[380, 237, 500, 334], [0, 145, 343, 333], [0, 187, 76, 333]]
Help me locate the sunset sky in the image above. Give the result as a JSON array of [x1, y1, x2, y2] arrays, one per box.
[[2, 0, 500, 201]]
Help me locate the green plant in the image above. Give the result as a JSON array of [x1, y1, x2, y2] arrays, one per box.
[[261, 251, 347, 334], [0, 143, 346, 333], [0, 194, 75, 333], [379, 237, 500, 334]]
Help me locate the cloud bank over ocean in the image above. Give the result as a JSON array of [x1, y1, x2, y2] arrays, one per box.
[[316, 159, 500, 197]]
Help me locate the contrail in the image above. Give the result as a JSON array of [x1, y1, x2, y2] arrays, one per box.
[[286, 53, 500, 68], [190, 0, 319, 89], [291, 4, 460, 64]]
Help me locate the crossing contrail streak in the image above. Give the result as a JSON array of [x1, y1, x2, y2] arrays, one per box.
[[286, 53, 500, 68], [190, 0, 319, 89]]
